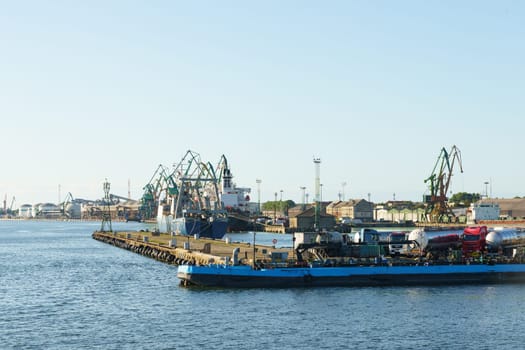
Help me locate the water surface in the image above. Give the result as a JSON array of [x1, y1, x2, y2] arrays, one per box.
[[1, 220, 523, 349]]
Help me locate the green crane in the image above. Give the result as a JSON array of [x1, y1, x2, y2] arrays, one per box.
[[423, 145, 463, 223], [139, 164, 176, 219]]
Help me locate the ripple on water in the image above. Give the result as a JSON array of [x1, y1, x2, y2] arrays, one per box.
[[1, 222, 525, 350]]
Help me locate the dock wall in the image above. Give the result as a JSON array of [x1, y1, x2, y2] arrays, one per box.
[[92, 231, 222, 266]]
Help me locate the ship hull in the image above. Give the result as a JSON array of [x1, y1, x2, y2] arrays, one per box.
[[226, 214, 264, 232], [173, 217, 227, 239], [174, 217, 201, 236], [208, 218, 228, 239], [177, 264, 525, 288]]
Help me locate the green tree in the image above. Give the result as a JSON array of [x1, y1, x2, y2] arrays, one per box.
[[449, 192, 481, 207], [262, 201, 280, 211], [261, 200, 296, 214]]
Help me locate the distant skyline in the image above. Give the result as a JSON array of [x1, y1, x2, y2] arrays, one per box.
[[2, 1, 524, 207]]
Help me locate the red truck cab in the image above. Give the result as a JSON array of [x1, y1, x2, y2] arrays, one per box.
[[462, 226, 488, 257]]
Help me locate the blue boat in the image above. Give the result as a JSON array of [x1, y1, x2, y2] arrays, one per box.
[[177, 263, 525, 288], [178, 228, 525, 288]]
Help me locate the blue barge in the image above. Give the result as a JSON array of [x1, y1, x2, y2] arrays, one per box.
[[177, 263, 525, 288]]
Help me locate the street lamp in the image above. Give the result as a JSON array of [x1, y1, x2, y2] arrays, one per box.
[[300, 186, 306, 209], [279, 190, 283, 216], [484, 181, 489, 198], [274, 192, 278, 220]]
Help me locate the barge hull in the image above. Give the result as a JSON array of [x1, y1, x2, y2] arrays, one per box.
[[177, 264, 525, 288]]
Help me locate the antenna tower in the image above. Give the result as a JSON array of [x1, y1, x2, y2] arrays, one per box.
[[101, 178, 113, 232]]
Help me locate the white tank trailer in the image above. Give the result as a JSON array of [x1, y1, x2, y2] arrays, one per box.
[[352, 228, 391, 244], [486, 228, 525, 252], [407, 228, 463, 253]]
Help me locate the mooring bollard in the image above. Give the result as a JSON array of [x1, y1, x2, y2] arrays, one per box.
[[126, 233, 132, 239], [143, 236, 149, 243]]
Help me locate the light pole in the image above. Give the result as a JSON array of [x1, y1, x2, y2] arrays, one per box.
[[300, 186, 306, 209], [256, 179, 262, 214], [279, 190, 283, 216], [484, 181, 489, 198], [342, 181, 347, 201], [274, 192, 278, 220], [252, 230, 256, 267], [314, 158, 321, 231]]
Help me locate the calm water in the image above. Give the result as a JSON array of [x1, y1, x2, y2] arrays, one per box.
[[1, 221, 524, 350]]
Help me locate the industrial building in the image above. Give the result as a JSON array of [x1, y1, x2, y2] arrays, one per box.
[[478, 198, 525, 220], [288, 205, 336, 231], [325, 199, 374, 222]]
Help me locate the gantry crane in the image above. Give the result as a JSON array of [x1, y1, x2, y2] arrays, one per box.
[[171, 150, 224, 219], [139, 164, 173, 219], [140, 151, 225, 221], [422, 145, 463, 223]]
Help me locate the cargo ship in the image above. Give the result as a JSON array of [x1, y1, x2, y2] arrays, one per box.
[[155, 150, 229, 239]]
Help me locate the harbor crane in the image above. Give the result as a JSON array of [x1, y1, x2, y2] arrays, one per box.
[[139, 164, 176, 219], [422, 145, 463, 223], [140, 151, 225, 221], [9, 196, 15, 211], [171, 150, 224, 219], [2, 195, 16, 216]]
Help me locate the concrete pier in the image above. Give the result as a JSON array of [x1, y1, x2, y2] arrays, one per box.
[[92, 230, 291, 266]]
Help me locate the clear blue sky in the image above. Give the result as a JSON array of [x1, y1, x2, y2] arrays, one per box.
[[1, 1, 524, 206]]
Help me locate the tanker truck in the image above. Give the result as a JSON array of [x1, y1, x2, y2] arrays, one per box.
[[486, 228, 525, 256], [461, 226, 488, 258], [388, 231, 409, 256], [407, 228, 463, 256], [352, 228, 391, 244]]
